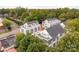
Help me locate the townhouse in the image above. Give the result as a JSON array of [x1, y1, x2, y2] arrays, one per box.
[[20, 21, 41, 35], [20, 18, 65, 47]]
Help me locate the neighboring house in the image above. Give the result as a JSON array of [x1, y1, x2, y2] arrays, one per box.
[[35, 24, 65, 47], [0, 18, 5, 33], [42, 18, 61, 29], [0, 14, 9, 18], [0, 34, 16, 52], [46, 24, 65, 47], [20, 21, 41, 35], [0, 14, 3, 18], [20, 18, 65, 47], [4, 14, 9, 18]]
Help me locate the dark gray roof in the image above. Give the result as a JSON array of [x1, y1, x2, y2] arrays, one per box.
[[0, 34, 16, 48], [47, 18, 61, 26], [0, 14, 3, 17], [46, 24, 64, 42], [27, 21, 39, 25], [47, 18, 61, 22], [27, 21, 39, 27]]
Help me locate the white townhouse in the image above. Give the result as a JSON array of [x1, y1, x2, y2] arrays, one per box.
[[20, 18, 65, 47], [20, 21, 41, 35]]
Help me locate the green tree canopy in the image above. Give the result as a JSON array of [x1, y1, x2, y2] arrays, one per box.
[[2, 19, 12, 30], [52, 31, 79, 52], [66, 18, 79, 31], [2, 19, 12, 26], [16, 33, 47, 52]]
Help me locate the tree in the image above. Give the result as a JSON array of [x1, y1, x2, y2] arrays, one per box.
[[52, 31, 79, 52], [16, 33, 47, 52], [66, 18, 79, 31], [59, 13, 66, 21], [15, 7, 26, 17], [16, 33, 25, 48], [17, 36, 29, 52], [2, 19, 12, 30], [26, 42, 39, 52]]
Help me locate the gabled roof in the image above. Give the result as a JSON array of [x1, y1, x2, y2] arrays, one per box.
[[0, 34, 16, 49], [38, 30, 52, 41], [46, 24, 64, 42], [47, 18, 61, 26], [21, 20, 39, 29], [47, 18, 60, 20], [27, 21, 39, 25], [27, 21, 39, 27]]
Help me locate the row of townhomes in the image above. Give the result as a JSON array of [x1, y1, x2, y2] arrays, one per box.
[[0, 18, 65, 52], [20, 18, 65, 47]]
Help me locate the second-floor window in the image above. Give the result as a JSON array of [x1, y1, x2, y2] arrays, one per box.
[[35, 27, 37, 32], [21, 29, 24, 33], [31, 29, 33, 33]]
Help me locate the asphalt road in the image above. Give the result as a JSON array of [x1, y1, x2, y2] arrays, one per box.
[[0, 28, 19, 39]]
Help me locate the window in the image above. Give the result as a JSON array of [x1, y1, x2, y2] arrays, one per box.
[[26, 30, 29, 33], [35, 27, 37, 32], [22, 25, 25, 28], [53, 43, 55, 47], [21, 29, 24, 33], [38, 27, 40, 31], [31, 29, 33, 33]]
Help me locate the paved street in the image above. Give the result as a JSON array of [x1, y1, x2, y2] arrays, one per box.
[[0, 28, 19, 39]]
